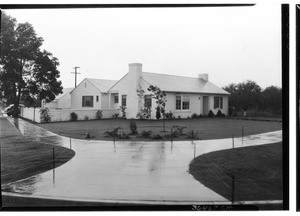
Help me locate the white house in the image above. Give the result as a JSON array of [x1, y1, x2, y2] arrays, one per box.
[[70, 78, 117, 110], [107, 63, 229, 119], [43, 87, 73, 109], [44, 63, 229, 120]]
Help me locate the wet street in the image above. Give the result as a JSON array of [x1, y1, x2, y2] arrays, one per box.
[[2, 117, 282, 204]]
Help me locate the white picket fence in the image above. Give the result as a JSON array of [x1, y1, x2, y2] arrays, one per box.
[[20, 107, 119, 123]]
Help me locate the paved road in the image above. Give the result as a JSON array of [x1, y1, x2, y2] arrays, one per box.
[[2, 117, 282, 204]]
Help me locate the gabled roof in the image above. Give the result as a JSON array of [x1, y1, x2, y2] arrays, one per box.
[[55, 87, 73, 100], [87, 78, 118, 92], [70, 78, 118, 94], [141, 72, 229, 95]]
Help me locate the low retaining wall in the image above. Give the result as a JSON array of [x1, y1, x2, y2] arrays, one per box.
[[20, 108, 119, 123]]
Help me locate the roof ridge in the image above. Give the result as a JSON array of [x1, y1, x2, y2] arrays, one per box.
[[86, 78, 118, 81], [142, 71, 202, 80]]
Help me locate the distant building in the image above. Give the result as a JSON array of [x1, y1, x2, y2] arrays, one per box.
[[42, 87, 73, 109]]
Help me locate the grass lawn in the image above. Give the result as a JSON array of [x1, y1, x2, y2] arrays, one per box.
[[1, 116, 75, 185], [189, 142, 282, 202], [39, 118, 282, 141]]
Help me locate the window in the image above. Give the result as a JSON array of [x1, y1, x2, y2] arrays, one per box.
[[144, 95, 152, 108], [96, 95, 99, 102], [214, 97, 223, 109], [121, 95, 127, 107], [114, 95, 119, 103], [176, 96, 181, 110], [176, 95, 190, 110], [182, 95, 190, 110], [82, 96, 93, 107]]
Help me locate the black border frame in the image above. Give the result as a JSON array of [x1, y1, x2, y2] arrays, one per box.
[[0, 3, 289, 211], [297, 4, 300, 212]]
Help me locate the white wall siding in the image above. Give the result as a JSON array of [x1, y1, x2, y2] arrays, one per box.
[[20, 107, 42, 123], [71, 79, 102, 109], [109, 74, 140, 119], [20, 107, 119, 123], [207, 95, 229, 116], [57, 93, 71, 108], [48, 109, 118, 122]]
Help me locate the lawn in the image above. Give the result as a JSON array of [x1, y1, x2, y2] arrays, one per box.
[[39, 118, 282, 141], [189, 142, 282, 202], [1, 116, 75, 185]]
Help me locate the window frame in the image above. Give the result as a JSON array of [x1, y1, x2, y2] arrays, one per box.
[[121, 95, 127, 107], [114, 95, 119, 103], [176, 94, 190, 110], [214, 96, 223, 109], [82, 96, 94, 107], [144, 95, 152, 108]]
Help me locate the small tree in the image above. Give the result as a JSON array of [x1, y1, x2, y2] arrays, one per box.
[[147, 85, 167, 131], [156, 106, 161, 120], [119, 106, 126, 119], [129, 120, 138, 135], [39, 107, 51, 123]]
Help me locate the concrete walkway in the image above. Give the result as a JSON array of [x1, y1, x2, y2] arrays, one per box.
[[2, 117, 282, 204]]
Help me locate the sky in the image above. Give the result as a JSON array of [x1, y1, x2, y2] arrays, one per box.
[[5, 4, 282, 89]]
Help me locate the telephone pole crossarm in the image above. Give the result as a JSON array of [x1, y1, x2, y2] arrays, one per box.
[[71, 66, 81, 87]]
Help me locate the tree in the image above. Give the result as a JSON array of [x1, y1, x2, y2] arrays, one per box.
[[261, 86, 282, 115], [147, 85, 167, 131], [223, 80, 261, 112], [0, 12, 62, 117]]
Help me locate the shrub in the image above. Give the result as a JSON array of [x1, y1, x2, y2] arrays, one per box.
[[191, 113, 198, 119], [85, 132, 94, 139], [141, 130, 152, 138], [136, 107, 151, 119], [104, 127, 121, 138], [171, 125, 186, 135], [39, 108, 51, 123], [118, 132, 131, 139], [187, 130, 199, 139], [129, 120, 138, 135], [119, 106, 126, 119], [112, 113, 119, 118], [152, 134, 162, 140], [167, 129, 179, 138], [216, 110, 223, 117], [96, 110, 103, 119], [84, 115, 89, 120], [156, 106, 161, 120], [165, 111, 174, 120], [70, 112, 78, 121], [207, 110, 214, 117]]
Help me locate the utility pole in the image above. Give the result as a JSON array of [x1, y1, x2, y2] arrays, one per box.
[[71, 66, 80, 87]]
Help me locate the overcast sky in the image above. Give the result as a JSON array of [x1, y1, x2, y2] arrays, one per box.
[[5, 4, 282, 89]]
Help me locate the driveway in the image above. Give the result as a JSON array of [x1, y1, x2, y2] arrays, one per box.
[[2, 117, 282, 204]]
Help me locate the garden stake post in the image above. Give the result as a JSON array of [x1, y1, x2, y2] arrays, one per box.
[[231, 175, 235, 204], [242, 127, 244, 142], [70, 136, 72, 150], [52, 148, 55, 170], [193, 141, 196, 159]]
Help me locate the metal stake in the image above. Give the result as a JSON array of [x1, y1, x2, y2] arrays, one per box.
[[231, 175, 235, 204], [70, 136, 72, 149]]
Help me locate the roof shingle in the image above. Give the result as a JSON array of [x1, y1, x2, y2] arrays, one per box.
[[141, 72, 229, 94]]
